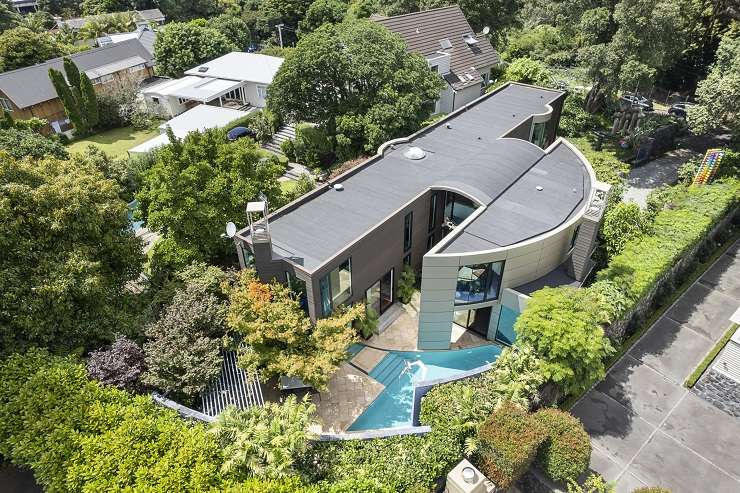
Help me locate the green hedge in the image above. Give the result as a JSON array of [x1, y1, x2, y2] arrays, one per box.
[[533, 408, 591, 483], [0, 350, 311, 493], [477, 402, 545, 490]]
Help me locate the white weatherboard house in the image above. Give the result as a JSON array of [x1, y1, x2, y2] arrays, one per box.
[[142, 52, 283, 118], [128, 105, 249, 155]]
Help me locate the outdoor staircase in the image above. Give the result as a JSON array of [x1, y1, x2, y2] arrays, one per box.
[[369, 353, 408, 386], [263, 124, 295, 155]]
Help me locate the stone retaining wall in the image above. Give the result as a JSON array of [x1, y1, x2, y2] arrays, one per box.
[[693, 369, 740, 418]]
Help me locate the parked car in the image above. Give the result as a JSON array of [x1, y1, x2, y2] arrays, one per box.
[[227, 126, 257, 142], [621, 94, 654, 112], [668, 102, 695, 118]]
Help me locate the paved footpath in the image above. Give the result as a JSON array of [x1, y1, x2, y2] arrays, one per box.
[[573, 239, 740, 493], [622, 149, 699, 208]]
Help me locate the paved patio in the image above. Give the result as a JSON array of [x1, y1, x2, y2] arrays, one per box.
[[572, 239, 740, 493], [622, 148, 699, 208], [314, 363, 384, 433]]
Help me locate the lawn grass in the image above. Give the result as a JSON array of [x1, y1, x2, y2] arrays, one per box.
[[562, 230, 740, 410], [568, 135, 631, 185], [66, 126, 161, 158], [685, 323, 738, 388], [280, 179, 299, 192]]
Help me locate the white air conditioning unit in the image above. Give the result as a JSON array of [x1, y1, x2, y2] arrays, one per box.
[[445, 459, 496, 493]]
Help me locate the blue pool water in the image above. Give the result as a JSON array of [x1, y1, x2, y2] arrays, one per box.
[[348, 344, 502, 431], [127, 200, 144, 233], [495, 306, 519, 345]]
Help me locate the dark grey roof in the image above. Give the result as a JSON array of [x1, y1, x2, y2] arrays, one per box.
[[135, 8, 165, 22], [375, 6, 500, 90], [0, 39, 154, 108], [242, 83, 593, 272]]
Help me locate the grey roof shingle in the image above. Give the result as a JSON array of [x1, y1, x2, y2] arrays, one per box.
[[242, 83, 592, 272], [0, 39, 154, 109], [375, 6, 500, 90]]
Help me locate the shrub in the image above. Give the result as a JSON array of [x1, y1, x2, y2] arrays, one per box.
[[501, 57, 553, 86], [355, 306, 379, 339], [282, 138, 296, 161], [601, 202, 652, 258], [533, 408, 591, 483], [568, 474, 615, 493], [397, 265, 416, 304], [560, 94, 601, 137], [515, 287, 615, 395], [476, 402, 545, 490], [87, 335, 145, 391], [294, 123, 334, 168], [0, 127, 68, 160]]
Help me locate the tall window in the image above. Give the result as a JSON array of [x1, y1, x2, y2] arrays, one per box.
[[319, 258, 352, 316], [428, 192, 438, 232], [570, 224, 581, 251], [531, 121, 547, 148], [455, 261, 504, 304], [0, 98, 13, 111], [403, 212, 413, 252], [444, 192, 476, 226]]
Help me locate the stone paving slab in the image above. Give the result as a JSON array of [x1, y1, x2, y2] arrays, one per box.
[[315, 363, 383, 432], [573, 239, 740, 493], [573, 390, 655, 466], [595, 354, 687, 426], [351, 346, 387, 373], [626, 431, 740, 493], [628, 317, 713, 384], [665, 283, 739, 340]]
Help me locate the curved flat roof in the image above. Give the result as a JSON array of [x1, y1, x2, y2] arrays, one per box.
[[241, 83, 594, 272]]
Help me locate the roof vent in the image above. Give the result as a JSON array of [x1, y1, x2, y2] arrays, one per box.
[[439, 38, 452, 49], [536, 185, 544, 191], [404, 146, 426, 160], [446, 123, 452, 129], [333, 183, 344, 191], [198, 66, 209, 73], [463, 34, 478, 45]]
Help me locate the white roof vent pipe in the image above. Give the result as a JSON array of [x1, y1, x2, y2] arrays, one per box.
[[333, 183, 344, 191], [403, 146, 427, 160]]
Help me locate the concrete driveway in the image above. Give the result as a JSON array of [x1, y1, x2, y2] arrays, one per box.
[[573, 239, 740, 492]]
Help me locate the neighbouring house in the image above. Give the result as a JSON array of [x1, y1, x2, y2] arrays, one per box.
[[96, 26, 156, 56], [235, 83, 611, 350], [55, 9, 166, 31], [374, 5, 501, 114], [9, 0, 36, 14], [128, 104, 251, 155], [0, 39, 155, 134], [141, 52, 284, 118]]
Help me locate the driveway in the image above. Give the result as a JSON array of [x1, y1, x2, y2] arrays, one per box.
[[622, 148, 699, 208], [572, 239, 740, 493]]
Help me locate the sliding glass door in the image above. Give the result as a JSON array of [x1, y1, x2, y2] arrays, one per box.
[[366, 268, 394, 315]]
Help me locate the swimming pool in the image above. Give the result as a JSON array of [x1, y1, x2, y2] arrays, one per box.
[[348, 344, 502, 431]]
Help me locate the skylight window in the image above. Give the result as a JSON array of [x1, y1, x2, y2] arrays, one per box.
[[439, 38, 452, 49], [198, 66, 209, 73]]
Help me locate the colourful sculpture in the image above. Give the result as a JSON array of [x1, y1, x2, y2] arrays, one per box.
[[693, 149, 725, 185]]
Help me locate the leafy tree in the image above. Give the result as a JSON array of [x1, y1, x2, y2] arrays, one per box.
[[77, 12, 136, 40], [87, 335, 146, 391], [0, 0, 19, 31], [298, 0, 348, 35], [346, 0, 377, 19], [601, 201, 652, 257], [81, 0, 137, 15], [559, 93, 601, 137], [137, 128, 284, 272], [268, 20, 443, 154], [0, 127, 68, 160], [36, 0, 80, 16], [142, 285, 226, 399], [209, 396, 318, 479], [208, 13, 253, 50], [568, 474, 615, 493], [49, 57, 99, 135], [689, 29, 740, 138], [0, 155, 144, 353], [533, 408, 591, 483], [505, 25, 572, 62], [260, 0, 314, 41], [153, 21, 236, 78], [227, 270, 363, 390], [514, 287, 615, 395], [0, 27, 64, 71], [157, 0, 223, 21], [500, 57, 553, 86]]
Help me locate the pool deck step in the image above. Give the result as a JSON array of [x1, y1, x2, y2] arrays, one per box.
[[369, 354, 408, 386], [351, 347, 387, 375]]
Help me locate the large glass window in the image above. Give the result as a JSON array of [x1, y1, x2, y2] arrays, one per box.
[[444, 192, 476, 226], [531, 121, 547, 148], [455, 261, 504, 304], [319, 259, 352, 316], [403, 212, 413, 252], [569, 224, 581, 251], [428, 192, 438, 232]]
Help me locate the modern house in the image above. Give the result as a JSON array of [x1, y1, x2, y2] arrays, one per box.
[[141, 52, 283, 118], [128, 104, 250, 155], [374, 6, 501, 114], [0, 39, 155, 134], [235, 83, 610, 350]]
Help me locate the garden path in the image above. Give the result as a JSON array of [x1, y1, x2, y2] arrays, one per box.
[[572, 239, 740, 493], [622, 148, 699, 208]]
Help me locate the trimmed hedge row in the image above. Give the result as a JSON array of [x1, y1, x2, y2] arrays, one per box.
[[533, 408, 592, 483]]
